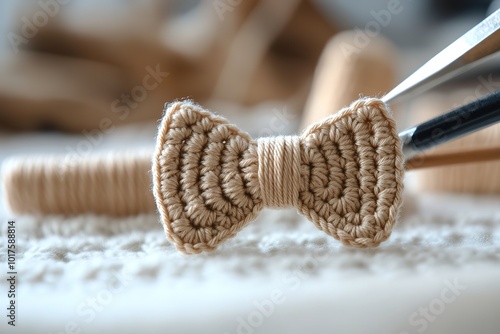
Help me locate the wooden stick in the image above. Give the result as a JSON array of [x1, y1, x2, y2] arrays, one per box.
[[406, 146, 500, 170]]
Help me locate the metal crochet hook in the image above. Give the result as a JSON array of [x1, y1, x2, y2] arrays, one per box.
[[383, 8, 500, 105], [382, 9, 500, 160]]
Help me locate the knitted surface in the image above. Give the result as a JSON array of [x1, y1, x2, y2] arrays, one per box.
[[153, 98, 404, 254]]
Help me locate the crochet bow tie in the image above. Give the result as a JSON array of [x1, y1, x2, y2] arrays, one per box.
[[152, 98, 404, 254]]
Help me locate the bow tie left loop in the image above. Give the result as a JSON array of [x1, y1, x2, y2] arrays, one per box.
[[152, 98, 404, 254]]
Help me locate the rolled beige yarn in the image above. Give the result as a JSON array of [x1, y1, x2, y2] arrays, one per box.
[[300, 30, 398, 129], [2, 153, 155, 216], [407, 88, 500, 194]]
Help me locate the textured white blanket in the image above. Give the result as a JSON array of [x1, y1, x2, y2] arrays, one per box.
[[1, 110, 500, 334]]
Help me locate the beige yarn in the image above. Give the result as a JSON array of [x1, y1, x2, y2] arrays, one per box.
[[152, 98, 405, 254], [257, 136, 301, 208], [3, 153, 155, 216]]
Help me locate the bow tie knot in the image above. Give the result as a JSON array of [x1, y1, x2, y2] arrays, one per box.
[[153, 98, 404, 254], [257, 136, 301, 208]]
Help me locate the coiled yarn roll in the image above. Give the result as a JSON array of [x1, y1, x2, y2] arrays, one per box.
[[3, 153, 155, 216]]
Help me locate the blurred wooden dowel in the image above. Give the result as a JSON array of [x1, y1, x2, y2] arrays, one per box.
[[301, 31, 398, 129], [0, 0, 338, 132], [406, 146, 500, 170], [407, 89, 500, 194]]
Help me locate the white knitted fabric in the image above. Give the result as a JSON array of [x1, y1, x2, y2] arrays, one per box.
[[1, 108, 500, 334]]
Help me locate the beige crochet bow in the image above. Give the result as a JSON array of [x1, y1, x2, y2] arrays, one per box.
[[152, 98, 404, 254]]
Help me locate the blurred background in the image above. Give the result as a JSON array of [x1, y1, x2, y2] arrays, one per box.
[[1, 2, 500, 334], [0, 0, 498, 133]]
